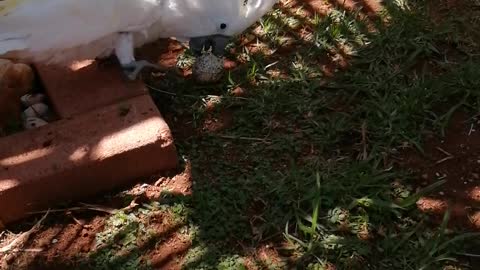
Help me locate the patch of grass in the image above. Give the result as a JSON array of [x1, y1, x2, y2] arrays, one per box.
[[86, 211, 150, 270], [81, 200, 190, 270], [92, 0, 480, 269]]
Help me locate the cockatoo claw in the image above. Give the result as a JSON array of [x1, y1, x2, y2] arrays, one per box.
[[122, 60, 163, 80]]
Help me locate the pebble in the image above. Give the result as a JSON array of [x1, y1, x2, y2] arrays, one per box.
[[192, 52, 224, 83]]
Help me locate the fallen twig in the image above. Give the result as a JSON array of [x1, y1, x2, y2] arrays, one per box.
[[0, 211, 49, 253], [146, 85, 179, 97], [121, 199, 140, 212], [361, 121, 368, 161], [435, 156, 455, 164], [456, 252, 480, 258], [146, 84, 249, 100], [434, 146, 454, 164], [28, 203, 116, 216], [435, 146, 453, 157], [468, 123, 475, 136], [9, 248, 43, 253], [217, 135, 271, 142], [79, 203, 117, 214]]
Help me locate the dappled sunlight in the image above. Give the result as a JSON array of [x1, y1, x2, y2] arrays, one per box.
[[333, 0, 383, 17], [468, 186, 480, 202], [69, 59, 95, 71], [469, 211, 480, 229], [232, 0, 383, 82], [0, 179, 19, 192], [416, 196, 448, 214], [0, 147, 53, 168], [89, 116, 170, 160], [68, 145, 90, 163], [416, 195, 480, 230]]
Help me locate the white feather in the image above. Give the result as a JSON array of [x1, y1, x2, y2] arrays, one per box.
[[0, 0, 278, 65]]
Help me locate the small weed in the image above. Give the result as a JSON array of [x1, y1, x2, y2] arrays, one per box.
[[86, 211, 149, 270]]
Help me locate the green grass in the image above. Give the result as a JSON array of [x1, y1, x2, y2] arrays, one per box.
[[86, 0, 480, 269]]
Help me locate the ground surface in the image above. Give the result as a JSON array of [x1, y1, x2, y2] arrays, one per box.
[[2, 0, 480, 269]]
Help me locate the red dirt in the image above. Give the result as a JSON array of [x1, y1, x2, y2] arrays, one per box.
[[139, 212, 191, 270], [146, 232, 190, 270], [1, 216, 105, 269], [243, 244, 288, 269], [0, 169, 192, 270], [397, 112, 480, 230]]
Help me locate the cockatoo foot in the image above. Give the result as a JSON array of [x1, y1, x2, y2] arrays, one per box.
[[121, 60, 162, 80]]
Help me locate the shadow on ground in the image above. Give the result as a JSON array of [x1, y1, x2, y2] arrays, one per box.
[[2, 0, 480, 269]]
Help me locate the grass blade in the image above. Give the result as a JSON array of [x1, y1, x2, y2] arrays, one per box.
[[398, 179, 447, 208]]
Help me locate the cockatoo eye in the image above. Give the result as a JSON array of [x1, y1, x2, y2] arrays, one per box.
[[220, 23, 227, 30]]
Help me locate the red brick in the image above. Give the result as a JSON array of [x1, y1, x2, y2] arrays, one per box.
[[0, 95, 177, 225], [34, 60, 147, 118]]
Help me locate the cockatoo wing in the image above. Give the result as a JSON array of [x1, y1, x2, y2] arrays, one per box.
[[0, 0, 162, 55]]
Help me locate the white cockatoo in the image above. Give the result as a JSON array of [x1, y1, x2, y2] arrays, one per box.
[[0, 0, 277, 80]]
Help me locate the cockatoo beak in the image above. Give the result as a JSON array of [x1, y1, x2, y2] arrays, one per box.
[[189, 35, 231, 57]]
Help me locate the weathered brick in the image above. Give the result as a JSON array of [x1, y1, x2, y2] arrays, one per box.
[[0, 95, 177, 225], [34, 60, 147, 118]]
